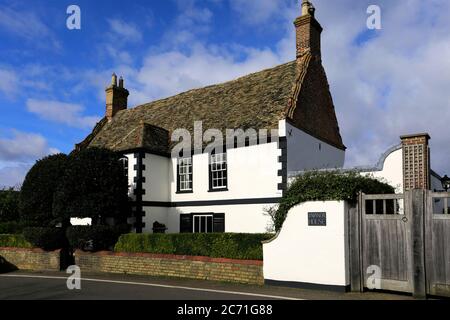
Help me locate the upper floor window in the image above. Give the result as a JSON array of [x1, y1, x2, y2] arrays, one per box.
[[209, 152, 228, 191], [177, 157, 193, 193]]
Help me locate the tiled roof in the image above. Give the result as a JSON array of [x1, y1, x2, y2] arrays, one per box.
[[78, 54, 345, 153]]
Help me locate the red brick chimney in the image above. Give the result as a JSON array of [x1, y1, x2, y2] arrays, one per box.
[[106, 73, 129, 121], [294, 0, 323, 60], [401, 133, 431, 191]]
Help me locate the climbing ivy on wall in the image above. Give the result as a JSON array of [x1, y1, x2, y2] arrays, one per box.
[[273, 171, 395, 232]]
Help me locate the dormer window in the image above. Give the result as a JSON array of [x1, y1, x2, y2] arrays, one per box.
[[177, 157, 193, 193], [209, 152, 228, 191]]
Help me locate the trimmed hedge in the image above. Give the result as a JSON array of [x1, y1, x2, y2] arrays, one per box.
[[114, 233, 272, 260], [66, 225, 131, 252], [0, 221, 25, 235], [274, 170, 395, 231], [23, 227, 67, 251], [19, 154, 68, 227], [0, 234, 32, 248], [0, 189, 20, 223]]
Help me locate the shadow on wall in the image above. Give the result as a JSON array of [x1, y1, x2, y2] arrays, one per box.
[[0, 256, 18, 274]]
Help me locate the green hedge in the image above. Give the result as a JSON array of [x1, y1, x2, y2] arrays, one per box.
[[0, 234, 32, 248], [0, 221, 25, 235], [115, 233, 272, 260], [23, 227, 67, 251], [66, 225, 131, 252], [274, 170, 395, 231]]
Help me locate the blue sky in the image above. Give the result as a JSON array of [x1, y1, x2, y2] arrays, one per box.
[[1, 0, 450, 187]]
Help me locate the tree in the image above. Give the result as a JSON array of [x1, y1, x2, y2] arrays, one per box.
[[0, 188, 20, 223], [19, 154, 68, 227], [53, 148, 130, 225]]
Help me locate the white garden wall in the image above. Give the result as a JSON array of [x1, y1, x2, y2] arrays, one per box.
[[263, 201, 350, 290]]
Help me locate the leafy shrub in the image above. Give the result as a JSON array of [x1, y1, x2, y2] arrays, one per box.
[[0, 188, 20, 223], [66, 224, 131, 252], [53, 148, 130, 225], [19, 154, 68, 227], [0, 221, 25, 234], [114, 233, 272, 260], [0, 234, 32, 248], [274, 170, 395, 231], [23, 227, 67, 251]]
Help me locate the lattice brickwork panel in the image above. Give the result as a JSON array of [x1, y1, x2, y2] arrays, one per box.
[[403, 143, 429, 191]]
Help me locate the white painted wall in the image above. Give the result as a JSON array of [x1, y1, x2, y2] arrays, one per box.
[[142, 207, 169, 232], [170, 142, 282, 202], [360, 148, 404, 193], [162, 203, 277, 234], [263, 201, 350, 287], [123, 153, 137, 200], [143, 154, 170, 202], [284, 120, 345, 173]]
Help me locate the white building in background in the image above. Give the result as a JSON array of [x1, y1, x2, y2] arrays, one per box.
[[75, 2, 347, 234], [74, 2, 444, 234]]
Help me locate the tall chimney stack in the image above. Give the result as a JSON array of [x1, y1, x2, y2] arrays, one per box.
[[294, 0, 323, 60], [401, 133, 431, 191], [105, 73, 129, 121]]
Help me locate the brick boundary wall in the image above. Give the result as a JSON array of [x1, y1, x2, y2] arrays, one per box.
[[0, 247, 61, 271], [74, 250, 264, 285]]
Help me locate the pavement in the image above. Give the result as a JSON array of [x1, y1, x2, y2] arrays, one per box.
[[0, 270, 415, 300]]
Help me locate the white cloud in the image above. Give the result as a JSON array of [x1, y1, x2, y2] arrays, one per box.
[[0, 131, 58, 163], [26, 99, 100, 129], [229, 0, 286, 25], [0, 6, 61, 50], [0, 67, 19, 98], [107, 19, 143, 43], [0, 164, 31, 189], [87, 0, 450, 175]]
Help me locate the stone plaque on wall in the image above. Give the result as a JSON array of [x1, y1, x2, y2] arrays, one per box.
[[308, 212, 326, 226]]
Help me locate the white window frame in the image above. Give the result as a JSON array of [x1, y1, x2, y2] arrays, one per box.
[[193, 214, 214, 233], [210, 152, 227, 190], [178, 157, 193, 192]]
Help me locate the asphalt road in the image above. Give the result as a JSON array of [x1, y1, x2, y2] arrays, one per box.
[[0, 272, 297, 300], [0, 271, 414, 300]]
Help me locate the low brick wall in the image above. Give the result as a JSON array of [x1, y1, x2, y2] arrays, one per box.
[[75, 251, 264, 285], [0, 247, 61, 271]]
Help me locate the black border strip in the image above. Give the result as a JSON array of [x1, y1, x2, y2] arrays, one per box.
[[265, 279, 350, 293], [278, 137, 288, 194], [133, 151, 146, 233], [142, 197, 282, 208]]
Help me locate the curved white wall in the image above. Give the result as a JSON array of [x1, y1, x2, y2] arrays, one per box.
[[360, 148, 404, 193], [263, 201, 349, 287]]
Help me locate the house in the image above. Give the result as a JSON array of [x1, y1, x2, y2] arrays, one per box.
[[76, 1, 347, 234]]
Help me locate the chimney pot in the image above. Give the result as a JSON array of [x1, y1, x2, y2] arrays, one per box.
[[112, 73, 118, 87]]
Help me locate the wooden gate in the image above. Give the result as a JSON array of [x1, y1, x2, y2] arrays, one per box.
[[425, 192, 450, 297], [360, 193, 413, 293], [350, 190, 450, 297]]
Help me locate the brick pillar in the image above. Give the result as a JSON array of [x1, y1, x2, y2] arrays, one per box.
[[106, 74, 129, 121], [294, 1, 322, 60], [401, 133, 431, 191]]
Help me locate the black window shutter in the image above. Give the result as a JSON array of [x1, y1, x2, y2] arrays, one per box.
[[176, 161, 180, 192], [180, 214, 193, 233], [213, 213, 225, 233]]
